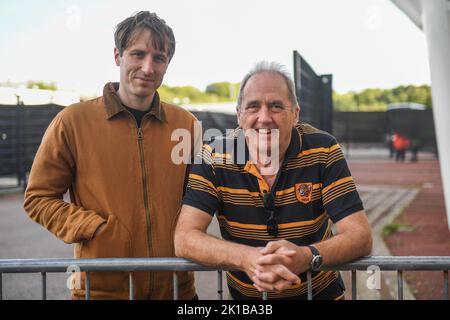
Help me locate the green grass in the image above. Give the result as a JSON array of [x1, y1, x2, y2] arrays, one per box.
[[383, 223, 416, 237]]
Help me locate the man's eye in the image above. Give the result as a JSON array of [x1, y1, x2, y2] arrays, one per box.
[[132, 52, 144, 58], [270, 104, 284, 112], [246, 105, 258, 111], [154, 55, 167, 63]]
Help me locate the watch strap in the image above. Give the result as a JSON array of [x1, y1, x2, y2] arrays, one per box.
[[307, 245, 320, 257]]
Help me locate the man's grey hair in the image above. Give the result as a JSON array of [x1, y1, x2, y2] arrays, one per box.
[[237, 61, 299, 108]]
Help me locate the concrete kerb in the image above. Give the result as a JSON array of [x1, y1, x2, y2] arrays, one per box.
[[0, 177, 23, 197], [368, 187, 420, 300], [0, 187, 23, 198]]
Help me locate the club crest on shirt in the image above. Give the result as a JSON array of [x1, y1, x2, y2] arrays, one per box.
[[295, 182, 313, 204]]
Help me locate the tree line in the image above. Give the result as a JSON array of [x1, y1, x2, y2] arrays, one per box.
[[333, 84, 431, 111], [158, 82, 240, 105], [160, 82, 432, 111], [19, 80, 433, 111]]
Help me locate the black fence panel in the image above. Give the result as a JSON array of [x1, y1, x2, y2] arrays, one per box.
[[293, 51, 333, 133], [0, 104, 64, 187], [333, 110, 437, 153], [333, 112, 388, 143], [191, 111, 237, 141]]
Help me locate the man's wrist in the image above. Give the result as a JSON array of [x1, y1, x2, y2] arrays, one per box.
[[239, 246, 259, 274], [307, 245, 323, 271]]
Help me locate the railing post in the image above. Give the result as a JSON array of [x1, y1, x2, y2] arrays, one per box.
[[85, 272, 90, 300], [129, 272, 135, 300], [352, 270, 357, 300], [173, 272, 179, 300], [217, 270, 223, 300], [444, 270, 449, 300], [41, 272, 47, 300], [397, 270, 403, 300], [307, 271, 312, 300]]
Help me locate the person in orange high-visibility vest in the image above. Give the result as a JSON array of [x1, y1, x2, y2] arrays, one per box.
[[393, 132, 410, 162]]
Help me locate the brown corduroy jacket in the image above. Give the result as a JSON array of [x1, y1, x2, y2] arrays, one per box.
[[24, 83, 199, 299]]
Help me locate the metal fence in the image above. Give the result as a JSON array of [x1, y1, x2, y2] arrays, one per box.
[[293, 50, 333, 134], [0, 256, 449, 300], [0, 104, 64, 187]]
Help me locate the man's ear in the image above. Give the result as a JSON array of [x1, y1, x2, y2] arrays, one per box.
[[114, 48, 121, 66], [295, 104, 300, 122], [236, 105, 241, 126]]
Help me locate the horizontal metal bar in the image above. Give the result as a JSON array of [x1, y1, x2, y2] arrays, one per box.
[[0, 258, 218, 273], [324, 256, 450, 271], [0, 256, 449, 273]]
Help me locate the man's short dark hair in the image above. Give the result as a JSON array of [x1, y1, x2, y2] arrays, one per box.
[[114, 11, 176, 61]]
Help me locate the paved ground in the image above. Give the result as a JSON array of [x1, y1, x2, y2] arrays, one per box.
[[0, 191, 226, 300], [350, 158, 450, 300], [0, 193, 72, 299], [0, 148, 446, 299]]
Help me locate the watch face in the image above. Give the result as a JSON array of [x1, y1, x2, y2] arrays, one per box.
[[312, 255, 323, 270]]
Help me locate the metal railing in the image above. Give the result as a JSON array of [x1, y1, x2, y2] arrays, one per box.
[[0, 256, 449, 300]]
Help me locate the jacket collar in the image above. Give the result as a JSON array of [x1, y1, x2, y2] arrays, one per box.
[[103, 82, 166, 122]]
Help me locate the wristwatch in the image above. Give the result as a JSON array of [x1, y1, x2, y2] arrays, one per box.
[[307, 245, 323, 271]]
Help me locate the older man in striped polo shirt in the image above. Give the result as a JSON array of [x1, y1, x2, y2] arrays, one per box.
[[175, 61, 372, 300]]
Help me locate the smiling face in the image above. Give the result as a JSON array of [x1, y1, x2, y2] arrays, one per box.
[[237, 72, 299, 167], [114, 29, 169, 109]]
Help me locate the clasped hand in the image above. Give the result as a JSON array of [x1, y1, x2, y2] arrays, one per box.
[[247, 240, 309, 293]]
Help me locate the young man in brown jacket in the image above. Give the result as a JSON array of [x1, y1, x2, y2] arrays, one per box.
[[24, 11, 199, 300]]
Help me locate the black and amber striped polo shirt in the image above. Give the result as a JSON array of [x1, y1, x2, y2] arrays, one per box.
[[183, 122, 364, 300]]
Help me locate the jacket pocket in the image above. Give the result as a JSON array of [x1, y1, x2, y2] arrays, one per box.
[[80, 214, 132, 293]]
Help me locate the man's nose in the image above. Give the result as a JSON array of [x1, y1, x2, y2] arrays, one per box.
[[141, 56, 154, 75], [257, 106, 273, 123]]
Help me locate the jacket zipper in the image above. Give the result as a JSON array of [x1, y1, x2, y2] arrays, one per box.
[[137, 126, 154, 299]]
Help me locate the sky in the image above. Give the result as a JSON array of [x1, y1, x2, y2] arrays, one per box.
[[0, 0, 430, 96]]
